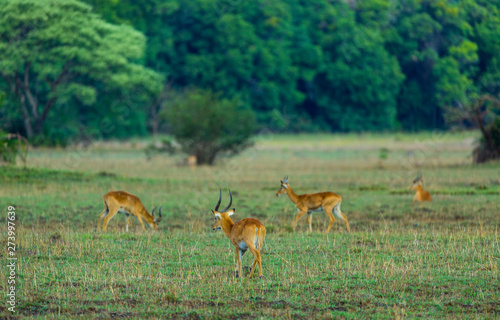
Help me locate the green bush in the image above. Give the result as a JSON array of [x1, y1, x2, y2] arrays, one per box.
[[0, 132, 28, 165], [474, 118, 500, 163], [162, 88, 255, 165]]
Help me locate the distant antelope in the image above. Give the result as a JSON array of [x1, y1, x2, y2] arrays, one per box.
[[211, 189, 266, 278], [276, 175, 350, 233], [187, 155, 197, 169], [97, 191, 162, 232], [410, 172, 432, 202]]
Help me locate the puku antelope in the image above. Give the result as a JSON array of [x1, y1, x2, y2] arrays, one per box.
[[97, 191, 162, 232], [186, 155, 197, 170], [211, 189, 266, 278], [410, 172, 432, 202], [276, 175, 350, 233]]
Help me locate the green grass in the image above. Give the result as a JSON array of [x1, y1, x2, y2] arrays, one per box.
[[0, 133, 499, 319]]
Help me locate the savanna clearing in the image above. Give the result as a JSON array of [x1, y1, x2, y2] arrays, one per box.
[[1, 133, 499, 319]]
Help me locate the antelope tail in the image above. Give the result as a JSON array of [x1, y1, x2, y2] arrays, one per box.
[[257, 227, 266, 250], [333, 201, 343, 218]]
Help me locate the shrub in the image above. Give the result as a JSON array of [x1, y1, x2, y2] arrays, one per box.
[[161, 89, 255, 165], [0, 132, 28, 165], [473, 118, 500, 163], [446, 94, 500, 163]]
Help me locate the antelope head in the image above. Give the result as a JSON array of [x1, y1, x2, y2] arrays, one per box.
[[212, 189, 233, 231], [410, 172, 423, 190], [150, 206, 163, 231], [276, 175, 289, 197]]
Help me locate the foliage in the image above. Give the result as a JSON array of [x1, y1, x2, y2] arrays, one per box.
[[81, 0, 500, 132], [0, 0, 162, 144], [2, 0, 500, 140], [0, 131, 28, 165], [162, 88, 255, 165], [445, 94, 500, 162]]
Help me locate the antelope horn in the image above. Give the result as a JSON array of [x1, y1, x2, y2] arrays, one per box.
[[214, 189, 222, 211], [155, 206, 162, 222], [283, 175, 288, 183], [152, 206, 157, 217], [414, 171, 422, 183], [221, 189, 233, 212]]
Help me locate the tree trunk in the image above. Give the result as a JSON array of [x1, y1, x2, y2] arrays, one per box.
[[150, 82, 171, 144], [474, 100, 495, 152], [19, 94, 34, 138], [150, 106, 159, 145], [34, 97, 56, 135]]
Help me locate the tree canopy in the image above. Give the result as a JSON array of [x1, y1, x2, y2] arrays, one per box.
[[0, 0, 162, 143]]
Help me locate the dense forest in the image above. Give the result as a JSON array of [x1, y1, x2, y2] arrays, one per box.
[[1, 0, 500, 144]]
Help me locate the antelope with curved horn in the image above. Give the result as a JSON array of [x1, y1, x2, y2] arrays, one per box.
[[276, 175, 350, 233], [211, 189, 266, 278], [410, 172, 432, 202], [97, 191, 162, 232]]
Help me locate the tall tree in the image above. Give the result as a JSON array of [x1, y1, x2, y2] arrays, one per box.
[[73, 0, 500, 133], [0, 0, 162, 139]]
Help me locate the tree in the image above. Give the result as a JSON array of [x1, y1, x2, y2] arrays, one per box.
[[0, 0, 162, 139], [50, 0, 500, 133], [297, 1, 404, 131], [0, 132, 28, 165], [443, 1, 500, 162], [162, 88, 255, 165], [84, 0, 307, 131], [446, 94, 500, 163]]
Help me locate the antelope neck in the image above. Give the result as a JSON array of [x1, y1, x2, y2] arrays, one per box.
[[221, 216, 235, 237], [140, 208, 154, 223], [285, 186, 300, 204]]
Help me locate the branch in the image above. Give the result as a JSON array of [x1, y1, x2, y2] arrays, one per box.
[[473, 96, 495, 150], [16, 82, 34, 137], [37, 61, 72, 130], [48, 61, 71, 90], [39, 97, 56, 125], [23, 62, 39, 118], [152, 81, 173, 110]]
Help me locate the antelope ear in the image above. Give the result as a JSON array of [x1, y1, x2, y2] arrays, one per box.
[[227, 209, 235, 216], [213, 212, 221, 219]]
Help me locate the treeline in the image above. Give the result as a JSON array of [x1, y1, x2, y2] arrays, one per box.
[[1, 0, 500, 143]]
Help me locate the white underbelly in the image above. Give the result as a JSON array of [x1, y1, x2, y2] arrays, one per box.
[[238, 241, 248, 250], [238, 237, 258, 250], [118, 209, 131, 215], [308, 207, 324, 213]]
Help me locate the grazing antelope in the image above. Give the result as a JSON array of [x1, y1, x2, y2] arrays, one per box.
[[410, 172, 432, 202], [97, 191, 162, 232], [211, 189, 266, 278], [276, 175, 350, 233]]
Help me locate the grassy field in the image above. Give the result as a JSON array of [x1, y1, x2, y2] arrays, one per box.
[[1, 132, 499, 319]]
